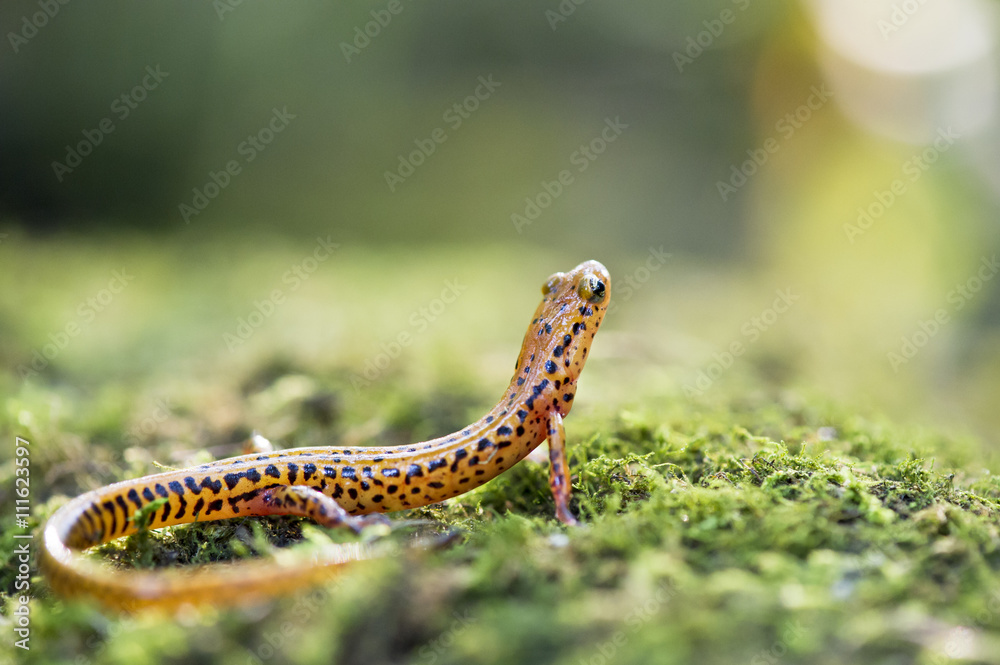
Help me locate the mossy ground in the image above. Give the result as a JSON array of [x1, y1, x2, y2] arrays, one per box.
[[2, 238, 999, 665]]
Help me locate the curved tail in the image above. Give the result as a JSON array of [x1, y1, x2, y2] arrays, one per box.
[[39, 476, 379, 613]]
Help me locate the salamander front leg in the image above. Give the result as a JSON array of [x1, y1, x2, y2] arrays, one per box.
[[546, 412, 579, 526], [244, 486, 390, 534]]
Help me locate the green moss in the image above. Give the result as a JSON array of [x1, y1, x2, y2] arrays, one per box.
[[3, 241, 1000, 664]]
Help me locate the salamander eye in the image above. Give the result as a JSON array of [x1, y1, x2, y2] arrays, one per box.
[[577, 274, 606, 303], [542, 274, 562, 296]]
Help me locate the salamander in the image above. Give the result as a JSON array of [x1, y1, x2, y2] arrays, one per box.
[[39, 259, 611, 611]]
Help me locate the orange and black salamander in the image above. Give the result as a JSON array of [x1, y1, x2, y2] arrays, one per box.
[[40, 259, 610, 611]]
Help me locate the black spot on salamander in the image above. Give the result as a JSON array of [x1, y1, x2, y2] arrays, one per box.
[[184, 476, 202, 494], [517, 410, 528, 423], [362, 466, 373, 478], [572, 322, 581, 335], [360, 481, 370, 491], [127, 488, 142, 509], [224, 473, 242, 491], [428, 481, 444, 489], [530, 353, 535, 361], [477, 438, 493, 451], [525, 396, 536, 410], [411, 487, 420, 494], [497, 441, 512, 449], [174, 496, 187, 519], [168, 481, 184, 496], [516, 377, 525, 386], [324, 466, 337, 478], [510, 392, 516, 399], [468, 456, 479, 465], [516, 426, 525, 437], [287, 463, 299, 484], [451, 449, 469, 472], [563, 334, 572, 345], [372, 494, 384, 503], [545, 323, 553, 334], [373, 456, 384, 463], [545, 360, 557, 373], [388, 485, 398, 494], [342, 466, 357, 480], [379, 468, 398, 479], [332, 484, 343, 499], [160, 501, 170, 521], [475, 469, 485, 476], [533, 379, 549, 396], [563, 393, 574, 402], [427, 459, 447, 472], [497, 425, 513, 436], [303, 463, 317, 481], [102, 501, 117, 535], [227, 487, 266, 509], [486, 415, 494, 423], [206, 499, 223, 515], [348, 488, 358, 499], [201, 476, 223, 493], [553, 345, 564, 357], [142, 487, 155, 502], [192, 497, 205, 516], [115, 495, 129, 521], [265, 464, 281, 479], [463, 429, 471, 436], [406, 464, 423, 480]]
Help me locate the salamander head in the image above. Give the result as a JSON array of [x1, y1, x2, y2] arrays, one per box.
[[522, 259, 611, 390]]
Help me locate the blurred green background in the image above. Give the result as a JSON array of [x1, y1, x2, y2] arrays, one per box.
[[3, 0, 999, 446]]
